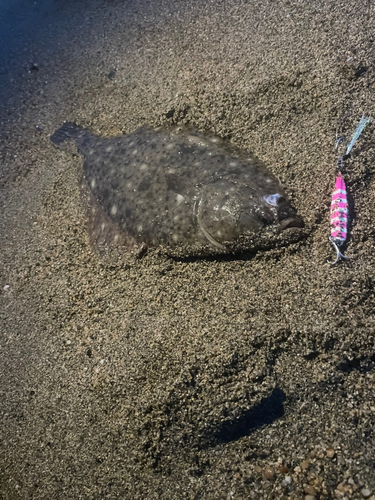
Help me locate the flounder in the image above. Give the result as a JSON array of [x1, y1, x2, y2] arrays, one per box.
[[50, 123, 303, 257]]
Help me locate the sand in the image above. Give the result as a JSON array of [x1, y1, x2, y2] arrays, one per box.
[[1, 0, 375, 498]]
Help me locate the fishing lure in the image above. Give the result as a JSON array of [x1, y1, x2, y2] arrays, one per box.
[[329, 171, 349, 264], [329, 116, 371, 264]]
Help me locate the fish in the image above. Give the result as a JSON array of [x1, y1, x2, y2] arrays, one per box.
[[50, 122, 303, 257]]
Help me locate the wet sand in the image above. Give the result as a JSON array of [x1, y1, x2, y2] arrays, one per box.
[[1, 0, 375, 498]]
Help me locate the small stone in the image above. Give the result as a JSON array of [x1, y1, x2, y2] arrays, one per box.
[[278, 465, 289, 474], [263, 467, 275, 480], [337, 482, 350, 494], [305, 496, 316, 500], [283, 476, 292, 485], [304, 485, 317, 495], [361, 489, 372, 498], [3, 285, 10, 291], [326, 448, 335, 458], [108, 69, 117, 80]]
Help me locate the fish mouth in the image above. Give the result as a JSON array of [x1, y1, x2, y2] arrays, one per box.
[[279, 217, 304, 232]]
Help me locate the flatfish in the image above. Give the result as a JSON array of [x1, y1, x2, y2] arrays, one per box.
[[50, 123, 303, 257]]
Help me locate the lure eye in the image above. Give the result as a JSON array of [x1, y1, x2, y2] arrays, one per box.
[[263, 193, 285, 207]]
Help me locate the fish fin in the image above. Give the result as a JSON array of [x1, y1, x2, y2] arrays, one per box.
[[80, 179, 138, 255], [50, 122, 83, 145]]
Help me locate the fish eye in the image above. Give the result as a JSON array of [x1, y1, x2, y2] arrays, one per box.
[[263, 193, 285, 207]]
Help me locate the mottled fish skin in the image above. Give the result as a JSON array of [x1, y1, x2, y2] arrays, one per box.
[[50, 123, 303, 257]]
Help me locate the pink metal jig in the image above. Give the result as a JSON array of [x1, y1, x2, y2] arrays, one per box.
[[329, 172, 349, 264], [329, 116, 370, 264]]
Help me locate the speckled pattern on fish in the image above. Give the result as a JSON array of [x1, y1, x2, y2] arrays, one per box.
[[50, 123, 303, 257]]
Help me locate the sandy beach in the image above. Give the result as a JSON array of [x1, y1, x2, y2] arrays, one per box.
[[1, 0, 375, 498]]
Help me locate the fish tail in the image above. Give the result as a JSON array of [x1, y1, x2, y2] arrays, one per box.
[[50, 122, 83, 145]]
